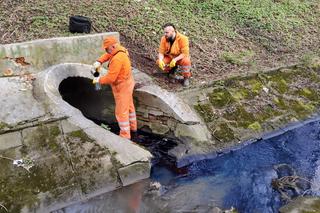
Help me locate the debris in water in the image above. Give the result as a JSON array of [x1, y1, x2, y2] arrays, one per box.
[[146, 181, 167, 196]]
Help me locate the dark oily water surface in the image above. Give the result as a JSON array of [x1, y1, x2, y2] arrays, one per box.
[[59, 120, 320, 213]]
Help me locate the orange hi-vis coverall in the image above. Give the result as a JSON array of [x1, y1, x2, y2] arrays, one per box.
[[157, 31, 191, 78], [97, 45, 137, 139]]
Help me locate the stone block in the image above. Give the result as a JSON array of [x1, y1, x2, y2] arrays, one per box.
[[137, 120, 149, 129], [118, 162, 151, 186], [150, 122, 170, 135], [148, 114, 157, 121], [136, 106, 148, 113], [174, 123, 211, 142], [0, 131, 22, 150], [148, 109, 164, 116], [167, 118, 177, 130]]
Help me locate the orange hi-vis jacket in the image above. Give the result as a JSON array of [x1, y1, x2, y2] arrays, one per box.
[[96, 44, 137, 139], [158, 31, 190, 59], [97, 45, 132, 85]]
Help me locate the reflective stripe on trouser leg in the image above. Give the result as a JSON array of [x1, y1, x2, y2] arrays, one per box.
[[112, 77, 135, 139], [176, 57, 191, 78], [129, 111, 137, 131], [118, 121, 130, 137]]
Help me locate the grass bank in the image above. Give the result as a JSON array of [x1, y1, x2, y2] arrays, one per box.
[[1, 0, 319, 89]]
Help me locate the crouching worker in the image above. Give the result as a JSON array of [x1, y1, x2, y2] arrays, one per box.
[[92, 36, 137, 139], [157, 23, 192, 87]]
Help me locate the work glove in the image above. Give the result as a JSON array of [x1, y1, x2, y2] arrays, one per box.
[[158, 60, 165, 70], [92, 77, 100, 84], [169, 59, 176, 68], [93, 61, 101, 72]]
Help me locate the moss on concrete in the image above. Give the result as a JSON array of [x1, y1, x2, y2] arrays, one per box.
[[212, 123, 236, 143], [20, 124, 65, 157], [66, 130, 118, 194], [0, 124, 76, 212], [265, 70, 294, 94], [223, 105, 255, 128], [274, 97, 287, 109], [248, 79, 263, 94], [194, 103, 216, 122], [193, 65, 320, 148], [255, 104, 282, 122], [227, 77, 258, 100], [288, 100, 315, 119], [297, 87, 319, 101], [274, 78, 288, 94], [0, 122, 10, 131], [248, 121, 262, 131], [67, 130, 94, 143], [209, 87, 235, 108], [229, 87, 253, 101]]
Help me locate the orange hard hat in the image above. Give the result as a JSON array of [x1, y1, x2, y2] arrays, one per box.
[[103, 36, 118, 49]]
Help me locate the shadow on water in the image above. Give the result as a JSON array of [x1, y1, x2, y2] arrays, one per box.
[[58, 77, 320, 212]]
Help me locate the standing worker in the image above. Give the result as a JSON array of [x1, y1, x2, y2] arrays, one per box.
[[92, 36, 137, 140], [157, 23, 192, 87]]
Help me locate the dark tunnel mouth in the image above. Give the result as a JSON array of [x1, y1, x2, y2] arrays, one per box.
[[58, 76, 120, 134]]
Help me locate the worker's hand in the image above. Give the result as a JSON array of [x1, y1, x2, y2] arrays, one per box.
[[92, 77, 100, 84], [158, 60, 165, 70], [169, 59, 176, 68], [93, 61, 101, 72]]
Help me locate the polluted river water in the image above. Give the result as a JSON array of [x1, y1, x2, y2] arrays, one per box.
[[56, 118, 320, 213]]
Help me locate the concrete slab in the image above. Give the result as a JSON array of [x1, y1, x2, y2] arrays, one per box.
[[1, 126, 83, 212], [0, 77, 46, 125], [0, 131, 22, 150], [84, 126, 152, 165], [118, 162, 151, 186], [60, 119, 81, 134]]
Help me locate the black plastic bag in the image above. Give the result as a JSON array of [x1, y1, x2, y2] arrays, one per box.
[[69, 15, 91, 33]]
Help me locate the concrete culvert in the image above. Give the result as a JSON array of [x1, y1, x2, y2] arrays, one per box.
[[35, 63, 214, 168]]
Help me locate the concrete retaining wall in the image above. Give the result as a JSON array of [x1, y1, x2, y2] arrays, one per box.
[[0, 32, 119, 75]]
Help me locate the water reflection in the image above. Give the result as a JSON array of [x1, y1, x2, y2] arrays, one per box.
[[60, 180, 150, 213]]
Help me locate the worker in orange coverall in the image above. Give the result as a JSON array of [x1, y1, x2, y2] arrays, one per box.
[[92, 36, 137, 139], [157, 23, 192, 87]]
